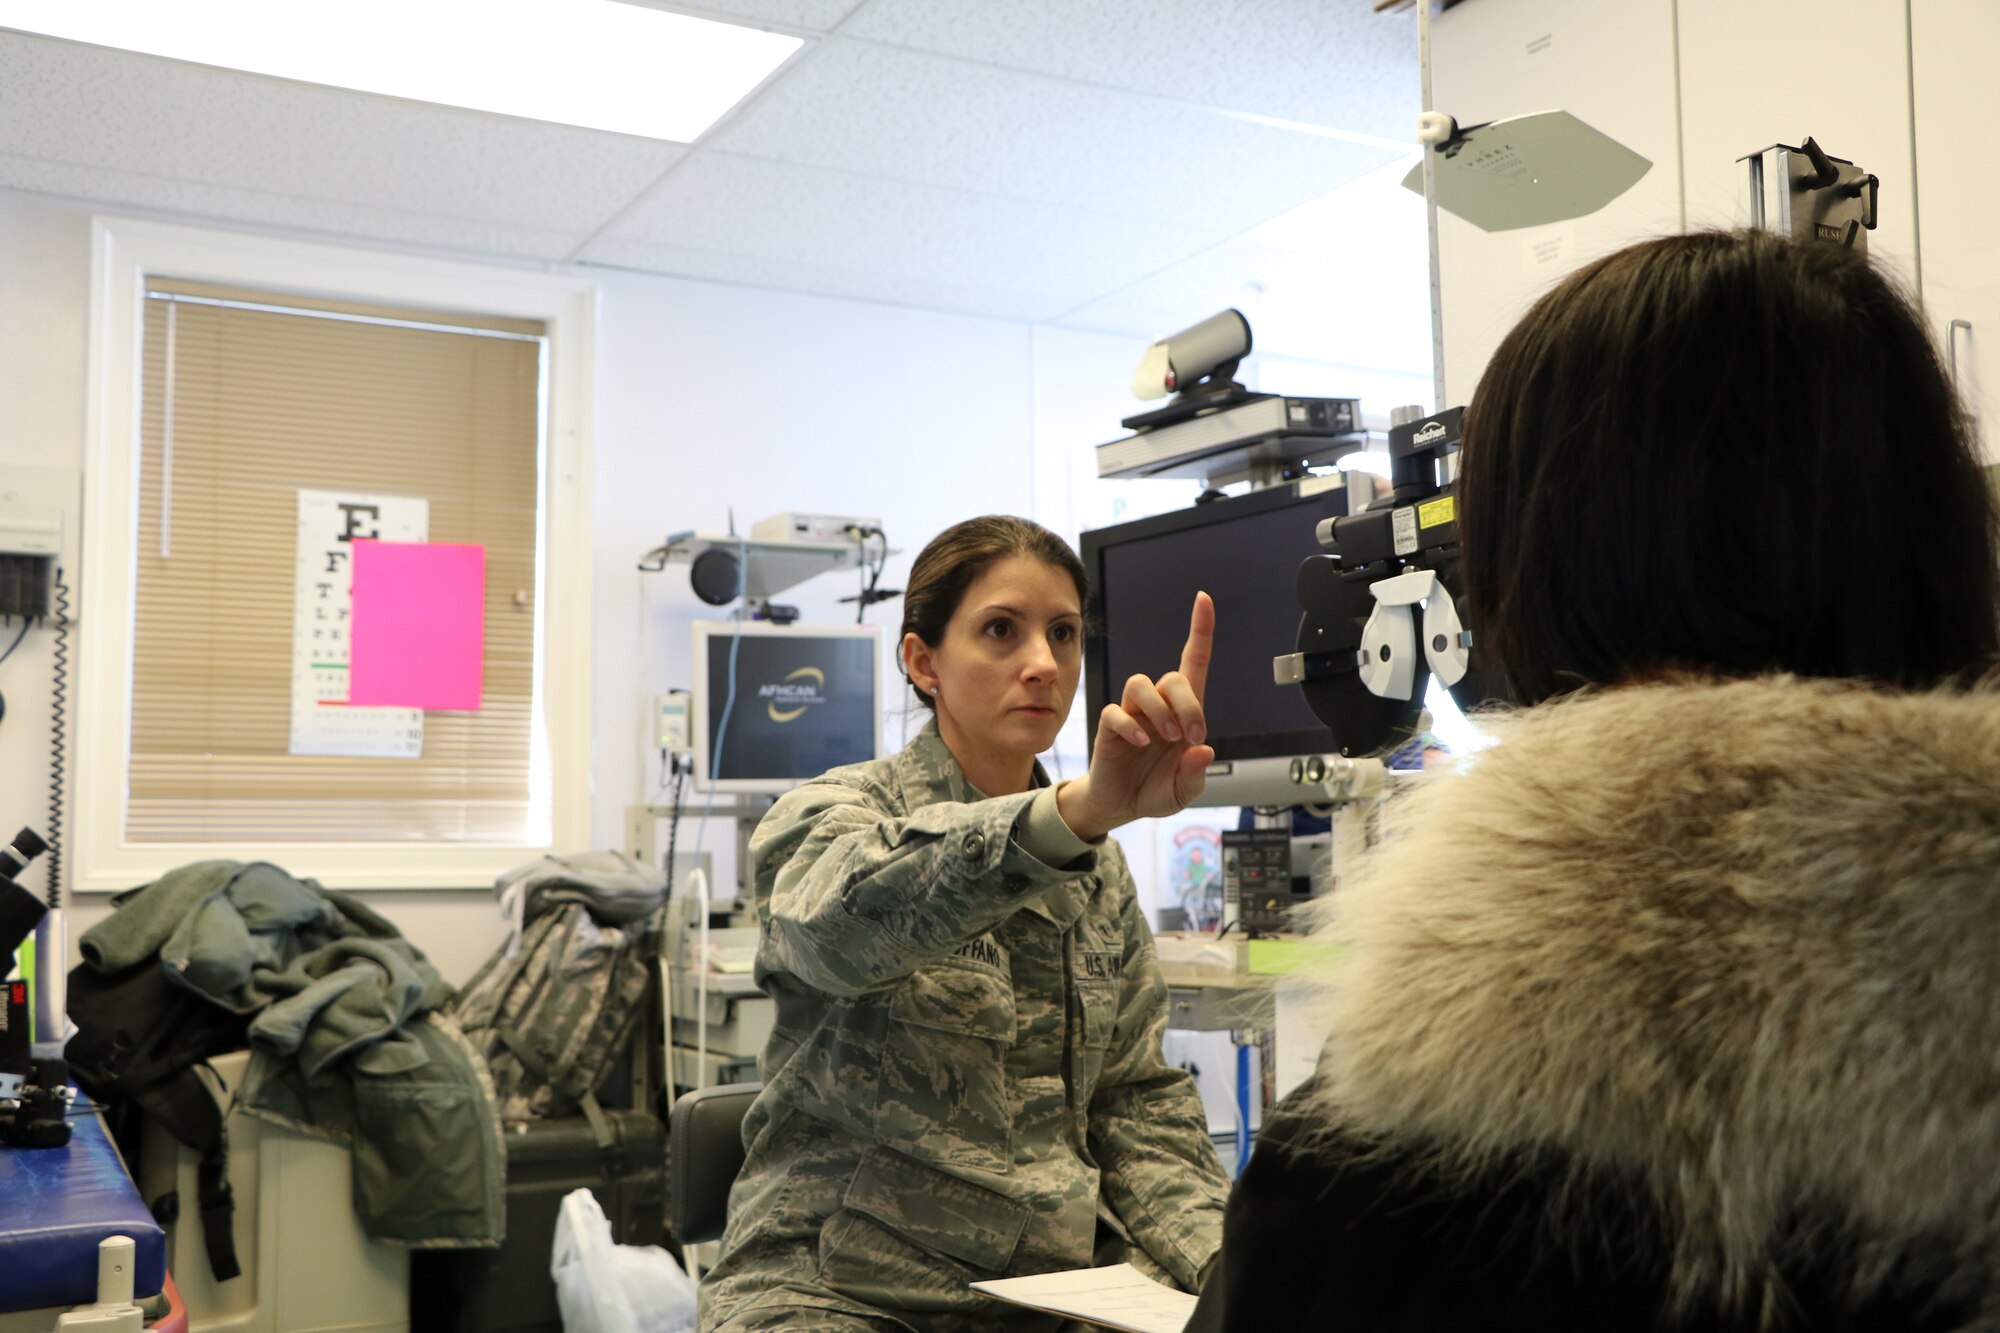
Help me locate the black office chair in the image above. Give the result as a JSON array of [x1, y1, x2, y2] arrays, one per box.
[[669, 1082, 761, 1247]]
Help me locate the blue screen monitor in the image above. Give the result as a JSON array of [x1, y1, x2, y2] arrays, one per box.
[[691, 621, 883, 795]]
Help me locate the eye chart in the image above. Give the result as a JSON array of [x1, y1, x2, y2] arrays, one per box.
[[289, 489, 429, 758]]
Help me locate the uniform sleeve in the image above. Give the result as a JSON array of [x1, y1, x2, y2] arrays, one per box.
[[749, 778, 1097, 998], [1087, 865, 1229, 1292]]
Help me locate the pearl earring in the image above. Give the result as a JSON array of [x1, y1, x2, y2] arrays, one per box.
[[930, 685, 940, 695]]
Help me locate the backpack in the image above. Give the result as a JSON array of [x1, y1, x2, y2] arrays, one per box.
[[66, 959, 252, 1281], [450, 901, 660, 1147]]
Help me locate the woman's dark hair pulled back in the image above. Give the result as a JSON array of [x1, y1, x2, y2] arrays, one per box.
[[900, 515, 1089, 711], [1458, 228, 1998, 704]]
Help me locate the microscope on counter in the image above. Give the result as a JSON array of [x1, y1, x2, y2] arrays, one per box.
[[2, 825, 74, 1149]]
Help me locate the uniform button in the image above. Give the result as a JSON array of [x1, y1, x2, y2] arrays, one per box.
[[1002, 873, 1031, 894], [961, 830, 987, 860]]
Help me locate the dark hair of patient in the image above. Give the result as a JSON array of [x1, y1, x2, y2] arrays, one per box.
[[899, 515, 1089, 711], [1458, 229, 2000, 705]]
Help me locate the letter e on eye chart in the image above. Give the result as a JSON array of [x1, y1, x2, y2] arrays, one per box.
[[290, 488, 428, 758]]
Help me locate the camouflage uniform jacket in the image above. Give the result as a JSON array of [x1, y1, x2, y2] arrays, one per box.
[[698, 721, 1228, 1331]]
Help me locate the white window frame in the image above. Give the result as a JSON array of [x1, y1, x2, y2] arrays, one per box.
[[77, 215, 596, 891]]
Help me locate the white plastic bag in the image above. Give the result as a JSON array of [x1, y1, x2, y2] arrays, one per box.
[[551, 1187, 699, 1333]]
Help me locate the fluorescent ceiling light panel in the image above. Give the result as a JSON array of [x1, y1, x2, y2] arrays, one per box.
[[0, 0, 803, 143]]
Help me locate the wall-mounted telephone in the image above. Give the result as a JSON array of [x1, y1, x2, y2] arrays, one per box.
[[0, 495, 71, 1043], [0, 502, 60, 621], [0, 501, 63, 728]]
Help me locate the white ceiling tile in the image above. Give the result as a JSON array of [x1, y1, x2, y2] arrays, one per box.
[[1060, 249, 1436, 372], [844, 0, 1420, 141], [706, 39, 1400, 239], [0, 10, 1425, 323], [0, 32, 685, 237], [659, 0, 868, 34], [0, 152, 596, 260], [580, 235, 1060, 322], [586, 150, 1218, 319], [1057, 163, 1434, 369]]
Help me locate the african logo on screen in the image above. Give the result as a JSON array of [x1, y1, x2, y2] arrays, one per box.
[[761, 666, 826, 723]]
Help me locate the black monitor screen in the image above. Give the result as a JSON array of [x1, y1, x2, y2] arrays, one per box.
[[1088, 487, 1342, 761], [702, 631, 879, 787]]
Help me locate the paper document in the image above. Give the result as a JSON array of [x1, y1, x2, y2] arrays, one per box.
[[970, 1264, 1196, 1333]]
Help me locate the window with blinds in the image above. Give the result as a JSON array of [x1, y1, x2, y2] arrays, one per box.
[[130, 279, 547, 844]]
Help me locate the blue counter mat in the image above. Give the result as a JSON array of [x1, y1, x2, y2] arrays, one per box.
[[0, 1092, 166, 1313]]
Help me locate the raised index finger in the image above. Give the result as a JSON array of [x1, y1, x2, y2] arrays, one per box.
[[1179, 591, 1214, 701]]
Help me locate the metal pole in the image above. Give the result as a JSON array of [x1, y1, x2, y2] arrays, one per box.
[[1419, 0, 1447, 412]]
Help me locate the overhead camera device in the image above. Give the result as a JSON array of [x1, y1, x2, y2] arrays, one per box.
[[1128, 307, 1253, 403], [1099, 309, 1364, 488]]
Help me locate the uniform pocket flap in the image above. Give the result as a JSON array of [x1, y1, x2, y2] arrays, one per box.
[[890, 960, 1015, 1043], [896, 801, 968, 843], [843, 1148, 1029, 1273]]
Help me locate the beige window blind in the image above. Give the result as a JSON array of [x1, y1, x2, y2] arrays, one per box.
[[131, 278, 547, 844]]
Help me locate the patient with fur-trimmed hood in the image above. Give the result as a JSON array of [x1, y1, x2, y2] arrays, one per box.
[[1188, 229, 2000, 1333]]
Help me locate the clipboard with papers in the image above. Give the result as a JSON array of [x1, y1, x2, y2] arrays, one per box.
[[969, 1263, 1197, 1333]]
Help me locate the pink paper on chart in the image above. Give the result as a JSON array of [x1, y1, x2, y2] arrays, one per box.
[[347, 540, 485, 710]]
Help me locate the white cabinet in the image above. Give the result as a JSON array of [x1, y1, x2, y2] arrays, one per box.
[[1913, 0, 2000, 463], [137, 1052, 408, 1333], [1429, 0, 1684, 405], [1429, 0, 1999, 448], [1676, 0, 1919, 290]]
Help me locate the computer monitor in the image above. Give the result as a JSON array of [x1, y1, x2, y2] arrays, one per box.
[[1080, 479, 1353, 765], [691, 621, 883, 795]]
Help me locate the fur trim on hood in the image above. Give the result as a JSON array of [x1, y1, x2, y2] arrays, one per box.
[[1302, 676, 2000, 1315]]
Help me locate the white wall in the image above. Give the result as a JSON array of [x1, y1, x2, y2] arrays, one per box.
[[2, 181, 1429, 986], [0, 190, 92, 948], [1426, 0, 1974, 406], [1676, 0, 1917, 289], [595, 268, 1042, 915], [1429, 0, 1686, 406], [2, 191, 564, 982], [0, 187, 1069, 981]]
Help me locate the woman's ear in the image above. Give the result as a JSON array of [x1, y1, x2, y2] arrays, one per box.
[[901, 631, 937, 695]]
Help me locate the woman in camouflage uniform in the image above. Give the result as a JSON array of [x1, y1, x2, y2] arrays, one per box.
[[699, 515, 1230, 1332]]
